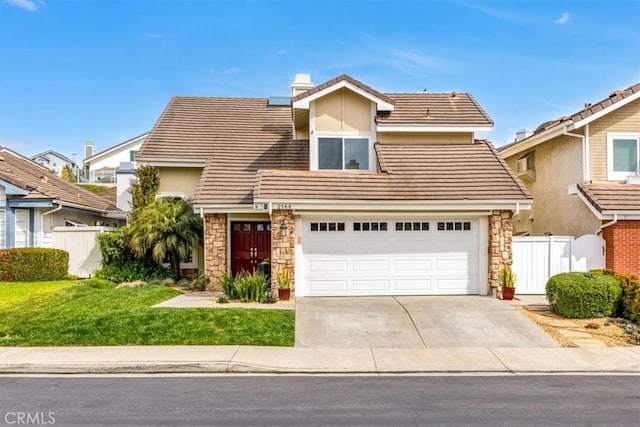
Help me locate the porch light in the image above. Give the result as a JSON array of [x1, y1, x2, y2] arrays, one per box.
[[279, 219, 288, 236]]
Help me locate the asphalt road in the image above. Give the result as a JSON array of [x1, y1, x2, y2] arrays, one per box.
[[0, 375, 639, 426]]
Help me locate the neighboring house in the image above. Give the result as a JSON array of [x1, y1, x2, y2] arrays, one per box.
[[137, 74, 532, 297], [31, 150, 80, 178], [0, 147, 124, 249], [500, 83, 640, 276], [83, 132, 148, 183]]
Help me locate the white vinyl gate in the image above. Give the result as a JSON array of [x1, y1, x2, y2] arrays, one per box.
[[52, 226, 114, 278], [512, 234, 605, 294]]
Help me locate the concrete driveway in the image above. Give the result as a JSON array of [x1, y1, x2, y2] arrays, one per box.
[[295, 296, 559, 348]]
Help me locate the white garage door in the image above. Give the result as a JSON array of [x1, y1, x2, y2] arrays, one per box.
[[300, 218, 480, 296]]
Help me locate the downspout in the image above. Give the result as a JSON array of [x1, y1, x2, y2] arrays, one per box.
[[199, 207, 204, 218], [596, 214, 617, 236], [41, 204, 62, 217]]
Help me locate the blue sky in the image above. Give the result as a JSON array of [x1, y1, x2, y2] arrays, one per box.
[[1, 0, 639, 160]]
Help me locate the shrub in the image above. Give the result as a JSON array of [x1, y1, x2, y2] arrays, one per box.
[[217, 293, 229, 304], [262, 290, 277, 304], [234, 270, 268, 303], [176, 278, 191, 289], [218, 271, 239, 300], [597, 269, 640, 323], [95, 229, 173, 283], [190, 273, 209, 291], [0, 248, 68, 281], [546, 272, 622, 319]]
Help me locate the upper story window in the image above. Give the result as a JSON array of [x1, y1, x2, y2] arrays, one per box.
[[608, 133, 639, 181], [318, 137, 369, 171], [130, 150, 138, 161]]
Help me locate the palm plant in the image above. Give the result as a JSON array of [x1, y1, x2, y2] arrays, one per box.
[[126, 197, 203, 280]]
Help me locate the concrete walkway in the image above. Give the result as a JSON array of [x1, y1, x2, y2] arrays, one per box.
[[1, 345, 639, 374]]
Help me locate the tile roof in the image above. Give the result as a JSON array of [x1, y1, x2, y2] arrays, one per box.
[[0, 148, 117, 212], [577, 183, 640, 212], [291, 74, 394, 105], [254, 141, 531, 202], [138, 97, 293, 160], [500, 82, 640, 152], [377, 93, 493, 126]]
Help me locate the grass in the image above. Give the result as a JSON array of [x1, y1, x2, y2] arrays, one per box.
[[0, 279, 294, 346]]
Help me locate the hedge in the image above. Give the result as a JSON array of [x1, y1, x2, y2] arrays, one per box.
[[546, 272, 622, 319], [0, 248, 69, 282], [597, 269, 640, 323]]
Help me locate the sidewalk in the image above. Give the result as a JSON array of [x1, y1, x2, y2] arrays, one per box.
[[1, 345, 639, 374]]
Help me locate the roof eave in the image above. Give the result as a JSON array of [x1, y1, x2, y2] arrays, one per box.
[[136, 157, 208, 167], [376, 124, 493, 133], [292, 80, 394, 111]]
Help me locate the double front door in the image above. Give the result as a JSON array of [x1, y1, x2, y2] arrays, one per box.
[[231, 221, 271, 276]]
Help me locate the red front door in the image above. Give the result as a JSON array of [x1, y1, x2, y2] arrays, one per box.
[[231, 221, 271, 275]]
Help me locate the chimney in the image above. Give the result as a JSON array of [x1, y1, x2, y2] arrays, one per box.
[[291, 74, 314, 96], [515, 128, 533, 142], [84, 141, 95, 160]]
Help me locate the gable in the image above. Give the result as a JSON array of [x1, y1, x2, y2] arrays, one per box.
[[314, 88, 373, 132]]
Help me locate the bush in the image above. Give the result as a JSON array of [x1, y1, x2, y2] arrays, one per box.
[[218, 271, 239, 300], [597, 269, 640, 323], [546, 272, 622, 319], [95, 229, 173, 283], [0, 248, 68, 281], [262, 291, 277, 304], [234, 270, 268, 303], [190, 273, 209, 291]]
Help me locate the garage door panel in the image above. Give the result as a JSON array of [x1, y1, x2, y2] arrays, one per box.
[[395, 279, 433, 291], [308, 259, 348, 273], [301, 218, 480, 296], [353, 259, 390, 272], [395, 259, 432, 273], [309, 280, 347, 292], [353, 280, 390, 291]]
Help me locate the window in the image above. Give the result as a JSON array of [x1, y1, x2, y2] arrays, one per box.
[[310, 222, 345, 232], [318, 137, 369, 170], [395, 222, 429, 231], [437, 221, 471, 231], [608, 133, 640, 181], [353, 222, 387, 231], [130, 150, 138, 161], [15, 209, 29, 248]]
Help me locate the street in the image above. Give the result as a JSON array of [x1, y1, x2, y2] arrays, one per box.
[[0, 375, 638, 426]]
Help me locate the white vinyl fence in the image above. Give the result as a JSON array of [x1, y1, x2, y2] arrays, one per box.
[[52, 226, 113, 278], [512, 234, 605, 294]]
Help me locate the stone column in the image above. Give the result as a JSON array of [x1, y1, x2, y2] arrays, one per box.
[[204, 213, 227, 290], [488, 210, 513, 296], [271, 209, 295, 290]]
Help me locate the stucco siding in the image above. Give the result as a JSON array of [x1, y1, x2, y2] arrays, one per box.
[[377, 132, 473, 144], [158, 167, 203, 199], [314, 88, 372, 132], [588, 99, 640, 182], [506, 134, 599, 237]]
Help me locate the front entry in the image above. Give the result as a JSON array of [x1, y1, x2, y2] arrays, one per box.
[[231, 221, 271, 275]]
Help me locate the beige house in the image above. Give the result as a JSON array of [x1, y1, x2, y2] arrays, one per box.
[[138, 74, 532, 297], [500, 83, 640, 276]]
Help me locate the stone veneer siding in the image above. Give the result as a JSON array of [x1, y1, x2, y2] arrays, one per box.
[[601, 220, 640, 276], [204, 213, 227, 290], [488, 210, 513, 295], [271, 209, 296, 290]]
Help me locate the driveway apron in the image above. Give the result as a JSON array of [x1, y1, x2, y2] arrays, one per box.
[[295, 296, 559, 348]]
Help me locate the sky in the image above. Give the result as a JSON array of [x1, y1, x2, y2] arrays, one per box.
[[1, 0, 639, 161]]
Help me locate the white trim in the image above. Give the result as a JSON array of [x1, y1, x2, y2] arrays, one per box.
[[293, 80, 394, 111], [294, 211, 491, 219], [259, 199, 532, 212], [573, 91, 640, 129], [83, 133, 149, 165], [606, 132, 640, 181], [376, 125, 492, 133], [573, 187, 640, 220], [584, 123, 591, 182], [196, 204, 263, 214]]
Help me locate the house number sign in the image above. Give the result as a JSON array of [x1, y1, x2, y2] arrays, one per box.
[[275, 204, 292, 210]]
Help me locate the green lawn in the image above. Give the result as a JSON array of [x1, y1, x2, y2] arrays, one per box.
[[0, 280, 294, 346]]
